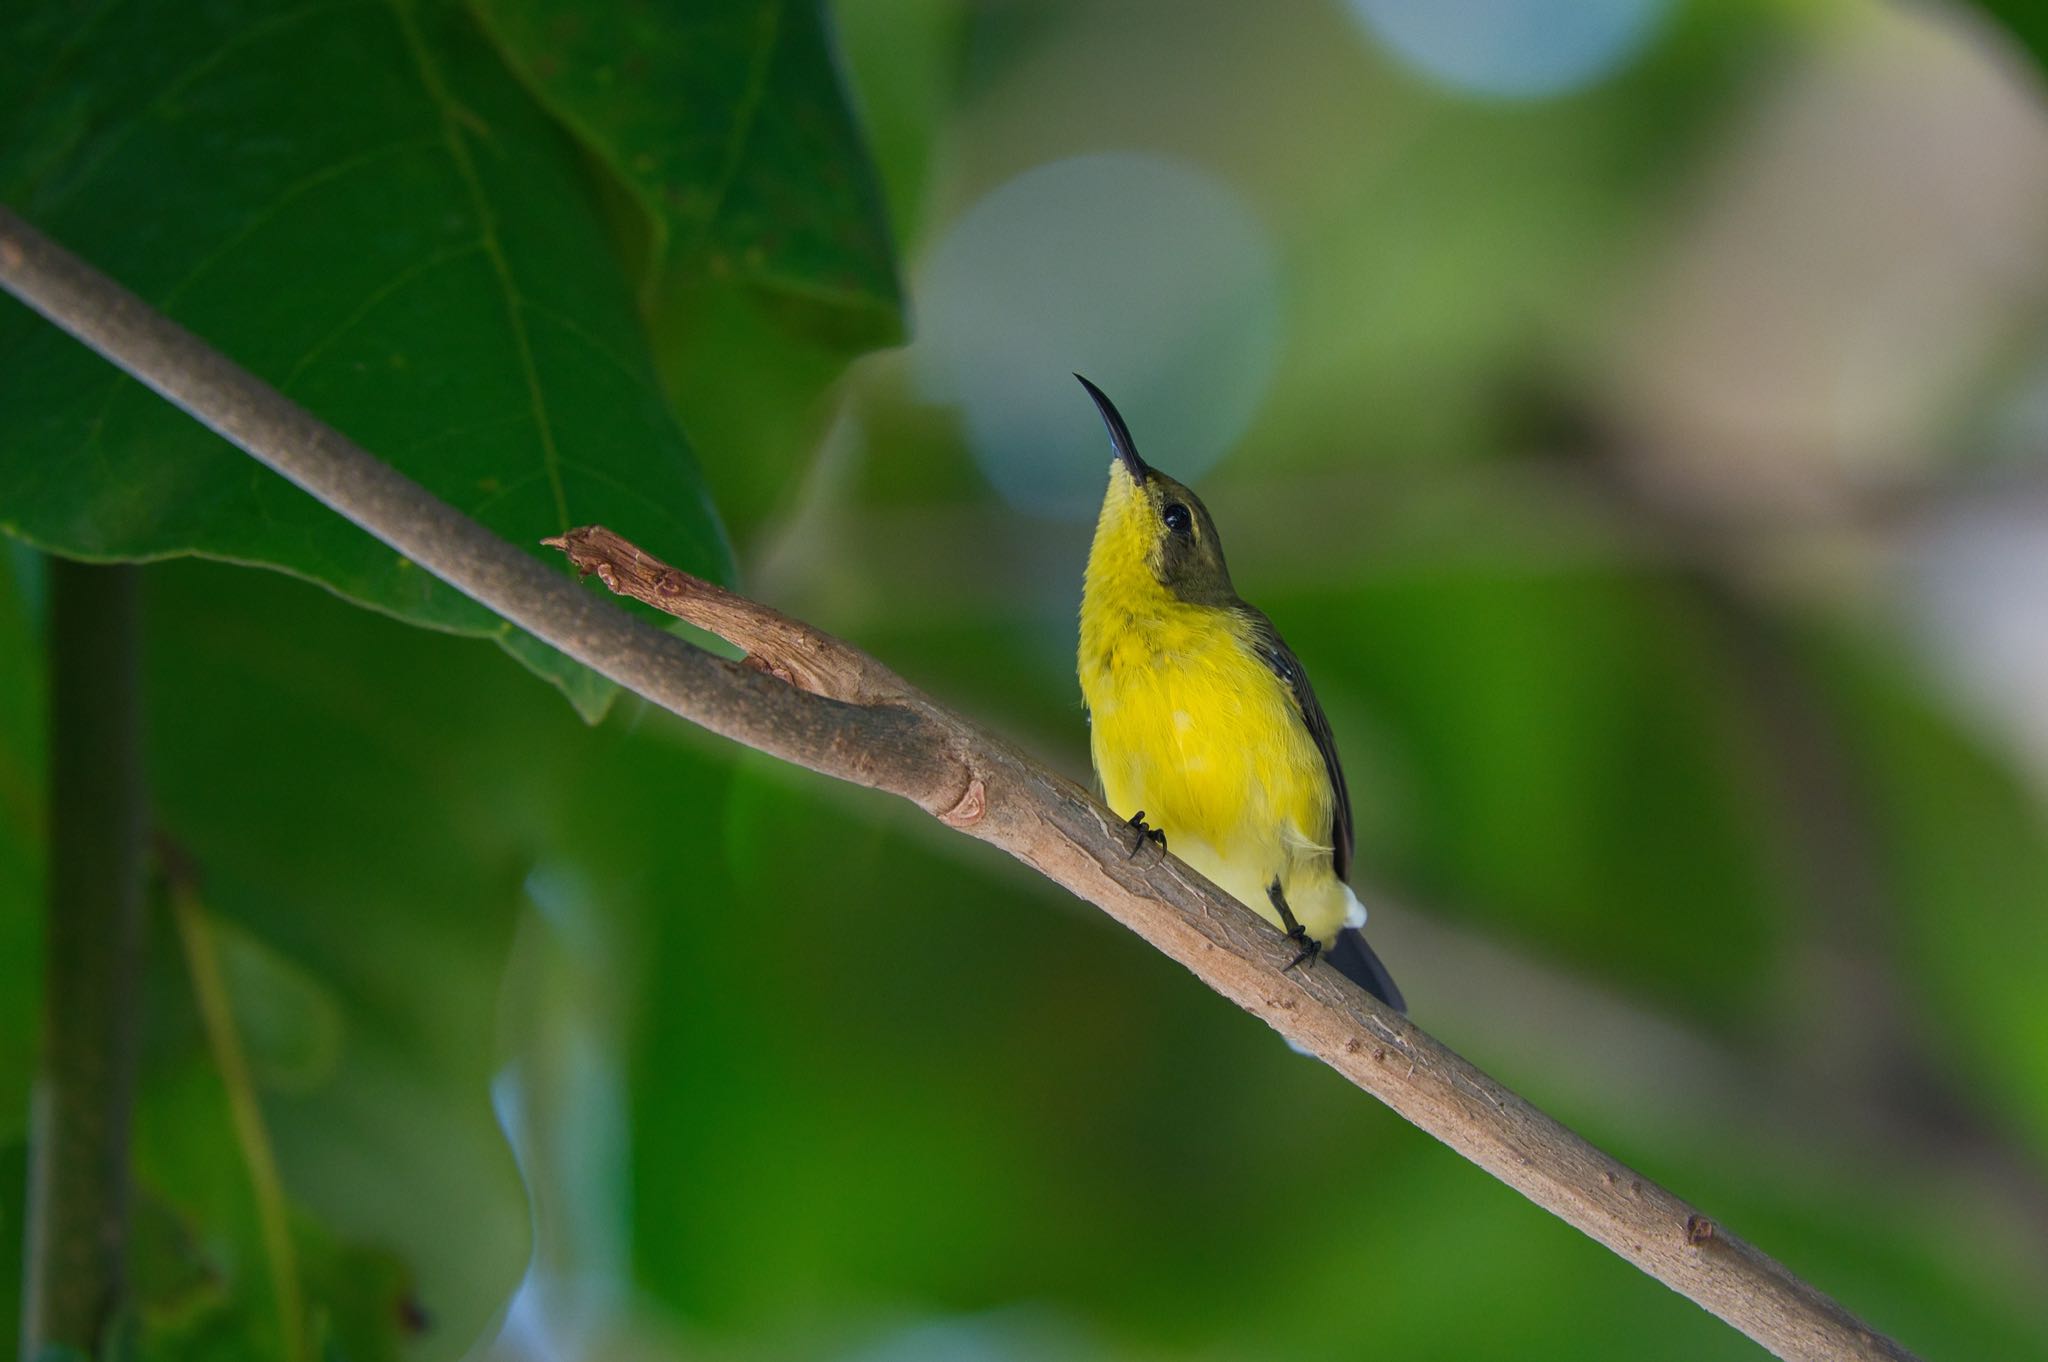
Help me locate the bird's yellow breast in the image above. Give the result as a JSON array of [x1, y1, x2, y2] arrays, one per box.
[[1078, 564, 1336, 932]]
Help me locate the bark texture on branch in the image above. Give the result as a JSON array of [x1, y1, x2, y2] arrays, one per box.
[[1, 203, 1920, 1362]]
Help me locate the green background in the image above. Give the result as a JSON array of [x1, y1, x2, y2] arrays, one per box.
[[3, 0, 2047, 1358]]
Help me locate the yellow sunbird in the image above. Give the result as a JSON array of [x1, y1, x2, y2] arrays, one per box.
[[1075, 376, 1405, 1012]]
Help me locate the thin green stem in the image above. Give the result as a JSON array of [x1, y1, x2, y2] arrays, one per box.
[[167, 879, 305, 1362], [21, 559, 147, 1358]]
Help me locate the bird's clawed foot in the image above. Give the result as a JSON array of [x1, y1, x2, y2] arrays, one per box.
[[1268, 879, 1319, 974], [1125, 810, 1167, 860]]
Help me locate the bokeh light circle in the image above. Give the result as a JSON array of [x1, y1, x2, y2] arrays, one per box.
[[1345, 0, 1673, 99], [912, 152, 1283, 519]]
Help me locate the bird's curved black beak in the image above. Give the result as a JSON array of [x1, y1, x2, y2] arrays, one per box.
[[1075, 374, 1150, 483]]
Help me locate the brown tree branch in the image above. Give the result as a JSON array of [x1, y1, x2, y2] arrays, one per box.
[[0, 203, 1920, 1362], [542, 526, 918, 706]]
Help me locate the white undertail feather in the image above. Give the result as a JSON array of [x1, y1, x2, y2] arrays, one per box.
[[1342, 882, 1368, 931]]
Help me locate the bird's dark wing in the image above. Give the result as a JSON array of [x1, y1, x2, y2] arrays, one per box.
[[1241, 608, 1353, 883]]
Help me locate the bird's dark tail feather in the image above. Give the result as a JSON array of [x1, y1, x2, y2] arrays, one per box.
[[1327, 929, 1406, 1014]]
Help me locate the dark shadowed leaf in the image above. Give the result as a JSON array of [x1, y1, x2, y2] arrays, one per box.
[[0, 0, 730, 720]]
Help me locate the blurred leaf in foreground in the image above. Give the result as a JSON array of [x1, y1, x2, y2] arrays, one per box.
[[133, 559, 613, 1358], [1969, 0, 2048, 82]]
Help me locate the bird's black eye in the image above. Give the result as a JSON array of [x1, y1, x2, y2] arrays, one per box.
[[1162, 502, 1192, 536]]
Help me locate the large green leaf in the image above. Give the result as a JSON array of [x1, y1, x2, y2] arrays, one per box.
[[0, 0, 731, 719], [467, 0, 909, 546], [470, 0, 901, 338]]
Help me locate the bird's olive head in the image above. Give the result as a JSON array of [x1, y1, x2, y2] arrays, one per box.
[[1077, 375, 1237, 606]]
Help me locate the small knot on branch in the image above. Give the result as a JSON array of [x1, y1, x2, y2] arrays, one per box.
[[1686, 1214, 1717, 1246], [938, 777, 987, 828]]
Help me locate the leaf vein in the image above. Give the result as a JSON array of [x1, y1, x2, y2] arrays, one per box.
[[159, 137, 446, 311], [518, 299, 667, 402], [685, 0, 784, 261], [388, 0, 571, 535], [40, 0, 377, 213], [277, 241, 485, 393]]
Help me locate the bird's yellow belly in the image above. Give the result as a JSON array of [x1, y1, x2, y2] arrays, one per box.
[[1082, 613, 1351, 941]]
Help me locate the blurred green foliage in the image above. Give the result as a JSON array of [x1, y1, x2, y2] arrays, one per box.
[[4, 1, 2048, 1360]]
